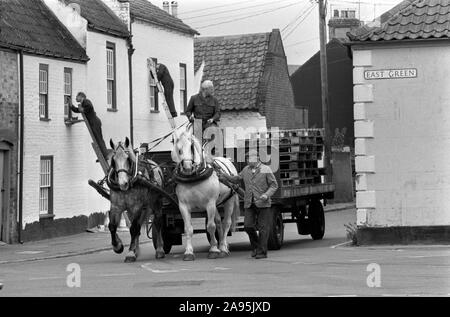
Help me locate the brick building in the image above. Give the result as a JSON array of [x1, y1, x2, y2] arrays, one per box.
[[194, 29, 307, 147], [0, 49, 19, 243]]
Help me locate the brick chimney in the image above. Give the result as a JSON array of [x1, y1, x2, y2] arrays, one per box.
[[163, 1, 170, 14], [171, 1, 178, 18], [100, 0, 131, 30], [328, 8, 361, 40]]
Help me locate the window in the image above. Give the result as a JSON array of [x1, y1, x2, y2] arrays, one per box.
[[39, 156, 53, 215], [39, 64, 49, 120], [149, 57, 158, 112], [64, 68, 72, 120], [106, 42, 116, 110], [180, 63, 187, 112]]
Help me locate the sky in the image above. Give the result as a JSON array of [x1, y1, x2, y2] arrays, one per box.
[[171, 0, 404, 65]]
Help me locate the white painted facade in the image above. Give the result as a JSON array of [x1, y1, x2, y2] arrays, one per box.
[[21, 55, 89, 226], [37, 0, 131, 220], [352, 42, 450, 228], [131, 20, 195, 152]]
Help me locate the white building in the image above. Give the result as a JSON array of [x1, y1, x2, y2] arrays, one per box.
[[348, 0, 450, 244], [0, 0, 93, 240], [45, 0, 132, 216], [102, 0, 199, 151]]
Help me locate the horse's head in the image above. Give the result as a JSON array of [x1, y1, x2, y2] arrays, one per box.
[[171, 127, 202, 175], [109, 137, 136, 191]]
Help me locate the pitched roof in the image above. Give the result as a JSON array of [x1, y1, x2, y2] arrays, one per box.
[[194, 32, 271, 111], [348, 0, 450, 42], [61, 0, 130, 38], [130, 0, 199, 36], [0, 0, 88, 62]]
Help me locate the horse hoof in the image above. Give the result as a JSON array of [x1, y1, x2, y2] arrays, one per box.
[[208, 252, 220, 259], [218, 251, 229, 258], [155, 251, 165, 259], [183, 254, 195, 261], [124, 255, 136, 263], [113, 244, 124, 254]]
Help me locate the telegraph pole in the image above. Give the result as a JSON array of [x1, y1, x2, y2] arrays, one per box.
[[318, 0, 333, 183]]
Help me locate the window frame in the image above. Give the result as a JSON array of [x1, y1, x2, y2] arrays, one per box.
[[39, 156, 54, 215], [179, 63, 187, 113], [39, 64, 49, 120], [64, 67, 73, 120], [106, 42, 117, 111], [149, 57, 159, 112]]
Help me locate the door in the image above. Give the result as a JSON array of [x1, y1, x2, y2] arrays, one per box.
[[0, 151, 4, 241]]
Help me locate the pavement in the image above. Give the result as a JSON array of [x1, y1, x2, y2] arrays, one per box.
[[0, 202, 355, 265], [0, 205, 449, 296]]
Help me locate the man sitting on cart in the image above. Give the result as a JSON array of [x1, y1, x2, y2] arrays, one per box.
[[219, 149, 278, 259], [185, 80, 221, 144]]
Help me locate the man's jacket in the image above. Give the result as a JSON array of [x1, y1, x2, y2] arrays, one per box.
[[239, 163, 279, 209], [185, 93, 221, 125]]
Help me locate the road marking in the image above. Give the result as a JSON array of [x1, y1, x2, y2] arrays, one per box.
[[18, 250, 46, 254], [29, 276, 62, 281], [330, 241, 352, 249], [98, 273, 136, 277], [141, 264, 189, 274], [214, 267, 231, 271], [292, 261, 318, 265], [327, 295, 358, 297], [350, 259, 375, 262]]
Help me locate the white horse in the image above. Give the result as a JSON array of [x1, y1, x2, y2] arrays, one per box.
[[171, 128, 240, 261]]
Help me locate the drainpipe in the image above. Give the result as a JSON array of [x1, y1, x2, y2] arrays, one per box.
[[17, 50, 24, 244], [127, 24, 135, 146]]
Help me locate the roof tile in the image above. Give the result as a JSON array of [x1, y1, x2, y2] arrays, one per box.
[[0, 0, 88, 61], [130, 0, 198, 35], [349, 0, 450, 42], [194, 32, 271, 111], [61, 0, 130, 38]]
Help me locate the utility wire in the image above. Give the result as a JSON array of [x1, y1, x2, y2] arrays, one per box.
[[285, 37, 319, 48], [182, 0, 294, 21], [282, 3, 317, 41], [194, 2, 302, 29], [281, 0, 312, 33], [178, 0, 261, 16]]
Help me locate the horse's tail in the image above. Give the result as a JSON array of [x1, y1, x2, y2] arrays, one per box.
[[231, 194, 240, 232]]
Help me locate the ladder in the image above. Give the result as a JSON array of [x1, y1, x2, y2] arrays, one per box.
[[81, 112, 109, 175], [147, 59, 176, 130]]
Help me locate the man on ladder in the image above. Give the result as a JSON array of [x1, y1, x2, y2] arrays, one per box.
[[67, 92, 108, 158], [150, 63, 178, 118]]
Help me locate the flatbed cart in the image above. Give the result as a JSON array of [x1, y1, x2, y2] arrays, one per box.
[[145, 128, 335, 253]]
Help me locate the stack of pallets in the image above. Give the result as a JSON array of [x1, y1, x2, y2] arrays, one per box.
[[278, 129, 326, 188]]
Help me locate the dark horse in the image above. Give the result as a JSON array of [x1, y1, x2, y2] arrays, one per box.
[[107, 137, 166, 262]]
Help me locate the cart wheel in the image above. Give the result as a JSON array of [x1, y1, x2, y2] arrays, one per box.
[[152, 225, 173, 254], [309, 199, 325, 240], [268, 209, 284, 250], [205, 218, 220, 244]]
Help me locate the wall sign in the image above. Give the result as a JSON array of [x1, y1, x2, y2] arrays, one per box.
[[364, 68, 417, 80]]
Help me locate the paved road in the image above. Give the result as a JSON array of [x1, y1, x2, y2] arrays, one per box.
[[0, 208, 449, 297]]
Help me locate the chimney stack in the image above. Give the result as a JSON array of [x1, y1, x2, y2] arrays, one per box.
[[163, 1, 170, 14], [171, 1, 178, 18]]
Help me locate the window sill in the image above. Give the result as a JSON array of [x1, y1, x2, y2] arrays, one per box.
[[150, 110, 160, 114], [40, 118, 51, 122], [107, 108, 118, 113], [39, 214, 55, 220], [64, 118, 84, 126]]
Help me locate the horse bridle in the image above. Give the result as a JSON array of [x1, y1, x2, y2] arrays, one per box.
[[109, 143, 139, 179]]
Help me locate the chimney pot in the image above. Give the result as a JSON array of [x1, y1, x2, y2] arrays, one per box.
[[163, 1, 170, 14], [171, 1, 178, 18]]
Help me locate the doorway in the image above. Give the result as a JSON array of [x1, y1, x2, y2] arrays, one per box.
[[0, 148, 10, 243]]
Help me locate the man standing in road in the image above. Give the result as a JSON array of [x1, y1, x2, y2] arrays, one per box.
[[219, 150, 279, 259]]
